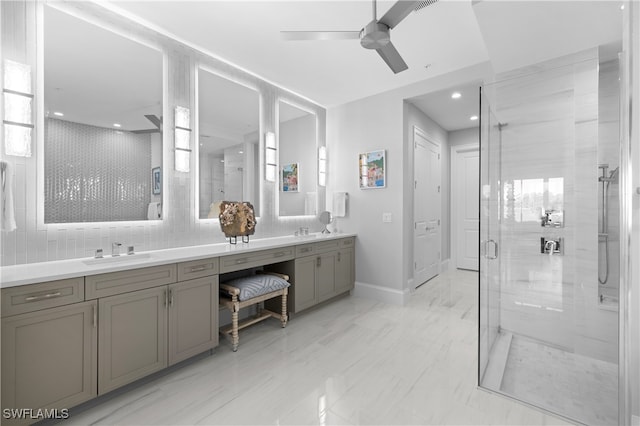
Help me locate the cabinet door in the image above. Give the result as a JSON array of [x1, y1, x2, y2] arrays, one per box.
[[334, 247, 355, 295], [1, 301, 97, 415], [294, 256, 316, 312], [98, 287, 167, 394], [317, 252, 336, 303], [168, 276, 218, 365]]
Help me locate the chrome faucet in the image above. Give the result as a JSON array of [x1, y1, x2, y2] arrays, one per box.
[[544, 240, 557, 255], [112, 242, 122, 257]]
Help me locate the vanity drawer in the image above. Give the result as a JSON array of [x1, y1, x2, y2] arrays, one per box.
[[314, 240, 340, 254], [219, 247, 295, 273], [85, 264, 177, 299], [295, 244, 315, 257], [177, 257, 219, 281], [1, 277, 85, 317], [339, 237, 355, 248]]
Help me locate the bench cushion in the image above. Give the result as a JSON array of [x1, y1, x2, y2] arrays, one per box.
[[223, 275, 290, 301]]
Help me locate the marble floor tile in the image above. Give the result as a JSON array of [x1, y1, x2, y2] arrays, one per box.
[[62, 269, 572, 426], [501, 335, 618, 426]]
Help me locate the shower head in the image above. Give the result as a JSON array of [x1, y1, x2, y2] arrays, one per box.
[[609, 167, 619, 182]]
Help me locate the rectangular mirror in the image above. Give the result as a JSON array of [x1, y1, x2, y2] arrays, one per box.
[[43, 6, 164, 223], [198, 68, 260, 219], [278, 101, 317, 217]]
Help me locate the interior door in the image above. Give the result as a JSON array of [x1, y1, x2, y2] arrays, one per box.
[[413, 126, 441, 288], [454, 145, 480, 270]]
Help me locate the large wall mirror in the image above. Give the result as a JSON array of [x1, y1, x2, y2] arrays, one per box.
[[43, 6, 163, 223], [278, 100, 317, 217], [198, 68, 260, 219]]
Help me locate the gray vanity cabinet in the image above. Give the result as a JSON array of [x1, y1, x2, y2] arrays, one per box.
[[334, 247, 355, 295], [287, 237, 355, 313], [293, 256, 317, 312], [168, 276, 218, 365], [1, 300, 97, 419], [98, 286, 167, 394], [316, 252, 337, 303]]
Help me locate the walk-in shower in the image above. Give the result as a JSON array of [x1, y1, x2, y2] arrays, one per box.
[[479, 49, 622, 425]]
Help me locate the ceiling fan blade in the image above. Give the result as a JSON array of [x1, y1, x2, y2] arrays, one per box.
[[131, 128, 160, 134], [144, 114, 162, 129], [378, 1, 421, 29], [375, 41, 408, 74], [281, 31, 360, 41]]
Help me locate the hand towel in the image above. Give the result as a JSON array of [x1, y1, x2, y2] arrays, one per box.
[[147, 202, 161, 220], [333, 192, 348, 217]]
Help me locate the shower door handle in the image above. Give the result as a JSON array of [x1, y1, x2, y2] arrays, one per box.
[[484, 240, 498, 260]]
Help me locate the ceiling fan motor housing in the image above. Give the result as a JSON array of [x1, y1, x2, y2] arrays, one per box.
[[360, 21, 391, 49]]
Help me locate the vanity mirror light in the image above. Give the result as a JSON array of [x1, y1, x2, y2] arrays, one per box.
[[42, 5, 164, 224], [197, 68, 260, 219], [278, 100, 317, 217]]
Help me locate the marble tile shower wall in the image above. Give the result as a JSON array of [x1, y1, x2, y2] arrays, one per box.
[[0, 1, 326, 267], [491, 50, 617, 363]]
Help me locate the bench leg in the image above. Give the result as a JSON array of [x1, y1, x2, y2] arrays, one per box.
[[281, 291, 288, 328], [231, 300, 239, 352]]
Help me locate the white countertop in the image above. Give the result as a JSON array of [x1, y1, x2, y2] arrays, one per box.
[[0, 233, 356, 289]]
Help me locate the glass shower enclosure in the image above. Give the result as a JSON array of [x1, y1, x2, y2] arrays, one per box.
[[478, 50, 621, 425]]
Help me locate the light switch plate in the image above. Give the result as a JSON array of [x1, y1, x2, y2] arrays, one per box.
[[382, 212, 392, 223]]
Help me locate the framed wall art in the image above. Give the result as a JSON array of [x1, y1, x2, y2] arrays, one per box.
[[359, 150, 385, 189], [152, 167, 162, 195], [282, 163, 299, 192]]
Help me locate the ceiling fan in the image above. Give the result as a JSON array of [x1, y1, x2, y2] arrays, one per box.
[[281, 0, 436, 74], [131, 114, 162, 134]]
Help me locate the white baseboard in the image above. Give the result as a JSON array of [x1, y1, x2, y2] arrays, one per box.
[[353, 281, 410, 306], [441, 259, 450, 272]]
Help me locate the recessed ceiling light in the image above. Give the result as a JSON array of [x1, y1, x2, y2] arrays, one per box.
[[199, 143, 203, 147], [620, 4, 624, 10], [451, 92, 462, 99], [238, 150, 244, 154], [470, 115, 478, 121], [113, 123, 121, 128], [53, 111, 64, 117], [220, 159, 225, 163]]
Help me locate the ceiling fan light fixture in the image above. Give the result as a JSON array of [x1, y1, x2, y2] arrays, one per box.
[[360, 21, 390, 50]]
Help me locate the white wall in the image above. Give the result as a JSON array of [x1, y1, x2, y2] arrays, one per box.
[[449, 127, 478, 147], [327, 62, 493, 304]]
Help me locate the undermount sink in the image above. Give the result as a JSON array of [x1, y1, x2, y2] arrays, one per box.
[[82, 253, 153, 265]]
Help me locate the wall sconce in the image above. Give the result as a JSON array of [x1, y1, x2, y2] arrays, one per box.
[[3, 60, 33, 157], [174, 106, 191, 172], [265, 131, 276, 182], [318, 146, 327, 187]]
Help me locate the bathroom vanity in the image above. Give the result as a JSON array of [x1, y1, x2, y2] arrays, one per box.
[[0, 234, 355, 422]]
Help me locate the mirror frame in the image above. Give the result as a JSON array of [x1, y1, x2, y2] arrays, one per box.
[[36, 3, 169, 230], [194, 64, 263, 223], [276, 98, 319, 218]]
